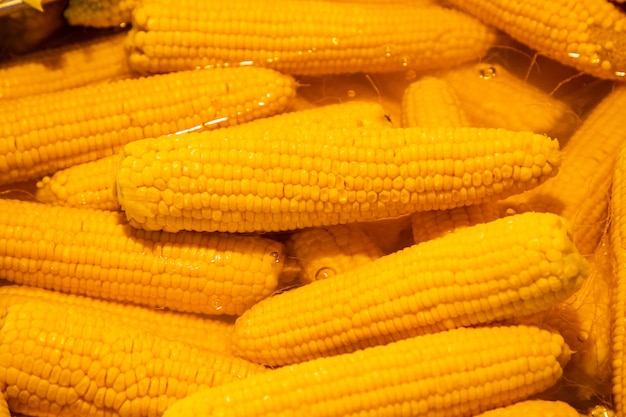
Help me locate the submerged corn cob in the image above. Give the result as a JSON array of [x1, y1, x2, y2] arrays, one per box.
[[36, 155, 120, 210], [64, 0, 136, 28], [0, 300, 266, 417], [231, 212, 587, 366], [472, 400, 581, 417], [117, 126, 561, 233], [411, 202, 502, 245], [0, 198, 285, 315], [284, 223, 385, 284], [512, 235, 612, 402], [400, 76, 470, 128], [164, 325, 570, 417], [609, 143, 626, 417], [447, 0, 626, 81], [440, 62, 580, 138], [0, 390, 8, 417], [501, 82, 626, 256], [0, 285, 235, 353], [37, 101, 392, 211], [0, 31, 130, 100], [126, 0, 497, 75], [0, 66, 296, 185]]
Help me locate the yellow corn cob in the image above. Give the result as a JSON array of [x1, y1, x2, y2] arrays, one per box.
[[472, 400, 581, 417], [411, 202, 503, 245], [500, 82, 626, 256], [36, 155, 120, 210], [36, 100, 392, 211], [126, 0, 497, 75], [117, 126, 561, 234], [609, 143, 626, 417], [0, 198, 285, 316], [0, 390, 8, 417], [439, 61, 580, 138], [231, 212, 587, 366], [446, 0, 626, 81], [511, 234, 612, 404], [0, 285, 235, 353], [400, 76, 470, 128], [0, 300, 267, 417], [0, 66, 296, 186], [64, 0, 136, 28], [284, 223, 385, 284], [164, 325, 570, 417], [0, 31, 130, 100]]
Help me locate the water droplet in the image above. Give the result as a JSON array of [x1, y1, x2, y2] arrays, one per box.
[[478, 66, 497, 79], [331, 37, 339, 46], [383, 45, 392, 58], [270, 251, 281, 263], [400, 55, 410, 67], [211, 298, 223, 311], [346, 90, 357, 98], [404, 70, 418, 81], [315, 267, 336, 280]]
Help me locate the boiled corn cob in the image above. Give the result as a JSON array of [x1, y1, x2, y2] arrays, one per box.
[[472, 399, 581, 417], [116, 126, 561, 234], [439, 61, 580, 138], [446, 0, 626, 81], [0, 198, 285, 315], [511, 235, 613, 403], [36, 155, 120, 210], [0, 66, 296, 185], [400, 76, 470, 128], [609, 143, 626, 417], [164, 325, 570, 417], [0, 285, 235, 353], [36, 100, 392, 211], [284, 223, 385, 284], [0, 300, 267, 417], [0, 390, 8, 417], [501, 82, 626, 256], [411, 202, 502, 245], [64, 0, 136, 28], [126, 0, 497, 75], [231, 212, 587, 366], [0, 31, 129, 100]]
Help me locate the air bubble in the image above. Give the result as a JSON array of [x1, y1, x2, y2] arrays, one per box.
[[479, 67, 497, 79], [315, 267, 336, 280], [211, 298, 223, 311], [346, 90, 357, 98]]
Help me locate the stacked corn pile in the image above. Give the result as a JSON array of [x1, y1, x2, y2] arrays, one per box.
[[1, 0, 626, 416]]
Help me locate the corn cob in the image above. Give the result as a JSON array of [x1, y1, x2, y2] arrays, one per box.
[[472, 399, 581, 417], [0, 31, 130, 100], [231, 212, 587, 366], [64, 0, 136, 28], [117, 126, 561, 234], [446, 0, 626, 81], [0, 300, 267, 417], [35, 155, 120, 210], [411, 202, 503, 245], [164, 325, 570, 417], [609, 143, 626, 417], [36, 100, 391, 211], [0, 390, 8, 417], [500, 82, 626, 256], [126, 0, 497, 75], [0, 66, 296, 186], [400, 76, 470, 128], [511, 234, 612, 403], [439, 61, 580, 138], [0, 198, 285, 316], [284, 223, 385, 284], [0, 285, 235, 353]]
